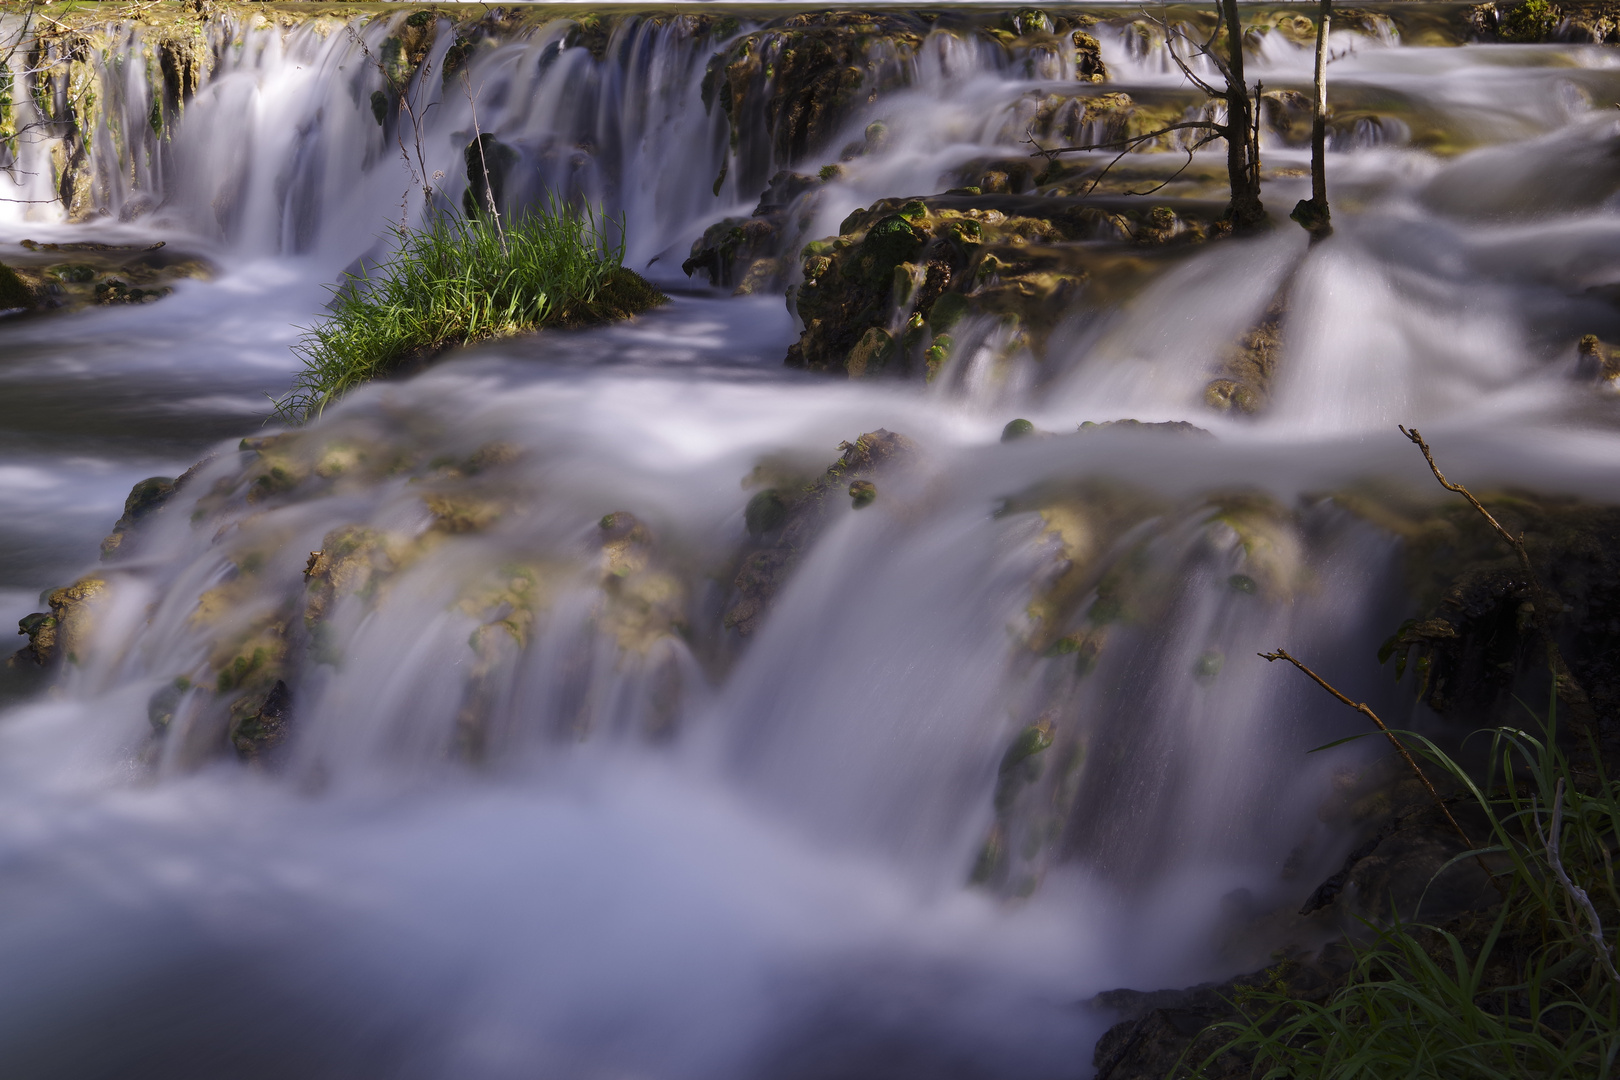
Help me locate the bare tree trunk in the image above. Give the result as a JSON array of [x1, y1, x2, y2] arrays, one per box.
[[1220, 0, 1266, 230], [1311, 0, 1330, 208], [1292, 0, 1333, 239]]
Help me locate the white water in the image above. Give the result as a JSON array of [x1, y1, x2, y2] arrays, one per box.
[[2, 6, 1620, 1075]]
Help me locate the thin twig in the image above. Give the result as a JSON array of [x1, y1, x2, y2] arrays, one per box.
[[1121, 130, 1224, 197], [461, 72, 506, 255], [1028, 119, 1225, 160], [1260, 647, 1503, 892], [1399, 425, 1597, 749], [1544, 778, 1620, 990], [1139, 7, 1224, 96]]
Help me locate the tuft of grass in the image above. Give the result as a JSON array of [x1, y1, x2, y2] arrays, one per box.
[[1199, 702, 1620, 1080], [276, 203, 666, 421]]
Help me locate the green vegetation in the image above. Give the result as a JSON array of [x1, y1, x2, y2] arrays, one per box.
[[1202, 705, 1619, 1079], [276, 204, 665, 421], [1500, 0, 1559, 42]]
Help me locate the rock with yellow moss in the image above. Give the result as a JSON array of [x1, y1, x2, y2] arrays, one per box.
[[786, 193, 1222, 379], [9, 577, 106, 669]]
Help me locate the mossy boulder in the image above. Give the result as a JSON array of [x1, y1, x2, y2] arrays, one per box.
[[8, 577, 106, 669], [787, 192, 1221, 379], [0, 262, 36, 312], [100, 475, 178, 559]]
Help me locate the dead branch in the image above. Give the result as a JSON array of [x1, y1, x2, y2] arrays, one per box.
[[1544, 778, 1620, 990], [1138, 7, 1225, 97], [1260, 646, 1502, 892], [1120, 130, 1224, 197], [1028, 120, 1225, 161], [461, 72, 507, 253], [1399, 425, 1597, 747]]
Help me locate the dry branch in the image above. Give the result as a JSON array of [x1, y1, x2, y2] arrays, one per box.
[[1260, 647, 1501, 891]]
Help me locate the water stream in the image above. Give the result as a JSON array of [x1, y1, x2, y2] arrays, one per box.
[[1, 4, 1619, 1075]]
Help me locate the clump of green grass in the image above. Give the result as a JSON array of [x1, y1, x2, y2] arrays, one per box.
[[276, 203, 665, 421], [1200, 705, 1619, 1079]]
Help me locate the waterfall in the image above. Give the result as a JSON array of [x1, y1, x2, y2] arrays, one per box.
[[3, 4, 1620, 1075]]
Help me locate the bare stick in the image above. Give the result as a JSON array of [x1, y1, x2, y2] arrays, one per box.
[[1399, 425, 1596, 747], [461, 72, 506, 254], [1260, 646, 1501, 891], [1311, 0, 1331, 211], [1544, 778, 1620, 990]]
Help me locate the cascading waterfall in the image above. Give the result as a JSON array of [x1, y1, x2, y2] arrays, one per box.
[[2, 4, 1620, 1076]]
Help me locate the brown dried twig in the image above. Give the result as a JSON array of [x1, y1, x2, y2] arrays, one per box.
[[1260, 647, 1502, 892]]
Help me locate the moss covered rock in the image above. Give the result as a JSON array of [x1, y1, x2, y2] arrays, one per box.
[[0, 262, 36, 312], [700, 11, 928, 176], [682, 170, 825, 294], [786, 192, 1221, 379], [9, 576, 107, 669]]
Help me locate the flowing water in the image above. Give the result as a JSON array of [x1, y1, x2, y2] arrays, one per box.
[[1, 4, 1618, 1076]]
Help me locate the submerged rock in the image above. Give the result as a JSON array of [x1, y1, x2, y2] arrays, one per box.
[[682, 170, 826, 294], [725, 429, 915, 635], [0, 262, 36, 313], [1205, 289, 1287, 416], [1578, 333, 1620, 387], [230, 679, 291, 762], [3, 240, 211, 315]]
